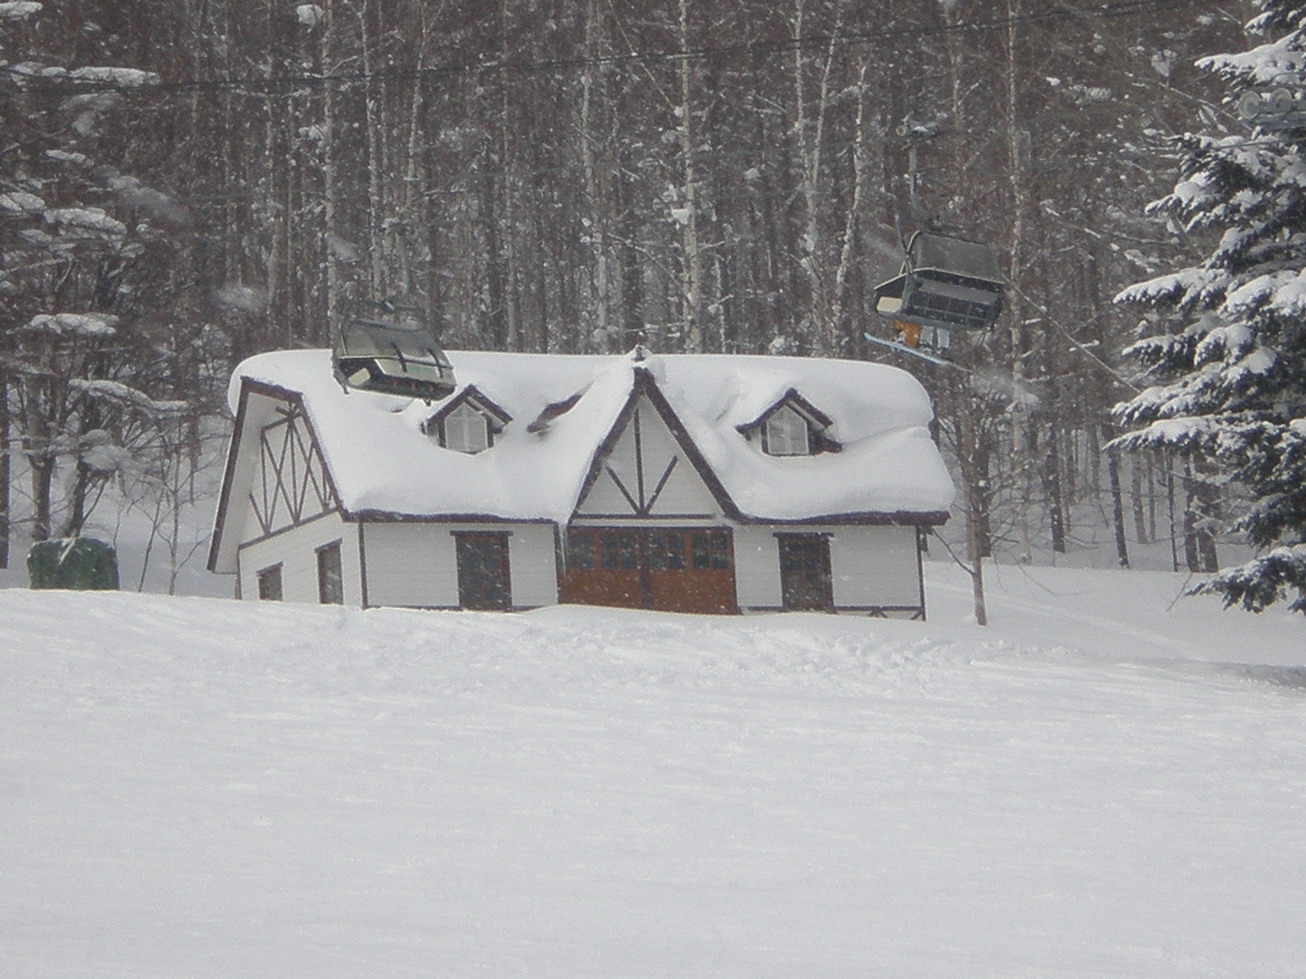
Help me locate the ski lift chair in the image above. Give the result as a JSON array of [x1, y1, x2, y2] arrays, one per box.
[[873, 232, 1005, 350], [333, 299, 457, 401]]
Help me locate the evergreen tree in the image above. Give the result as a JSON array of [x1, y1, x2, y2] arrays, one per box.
[[1114, 0, 1306, 613]]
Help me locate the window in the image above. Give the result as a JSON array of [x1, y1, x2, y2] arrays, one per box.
[[567, 529, 596, 570], [455, 533, 511, 610], [647, 531, 687, 571], [316, 541, 344, 605], [599, 531, 639, 570], [442, 401, 491, 454], [257, 564, 283, 601], [763, 406, 811, 456], [691, 530, 731, 570]]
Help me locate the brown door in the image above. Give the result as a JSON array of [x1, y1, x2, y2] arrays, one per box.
[[778, 534, 832, 611], [559, 529, 642, 608], [561, 528, 736, 614], [647, 529, 735, 614]]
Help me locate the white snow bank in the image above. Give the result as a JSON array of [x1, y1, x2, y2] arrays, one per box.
[[0, 564, 1303, 978]]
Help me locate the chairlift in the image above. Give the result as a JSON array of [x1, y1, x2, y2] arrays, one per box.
[[873, 230, 1005, 354], [332, 298, 456, 401]]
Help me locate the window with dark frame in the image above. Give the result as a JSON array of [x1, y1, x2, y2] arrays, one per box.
[[442, 401, 491, 454], [257, 564, 283, 601], [316, 541, 344, 605], [763, 405, 811, 456]]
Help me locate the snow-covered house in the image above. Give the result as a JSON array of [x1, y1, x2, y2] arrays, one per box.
[[207, 348, 953, 616]]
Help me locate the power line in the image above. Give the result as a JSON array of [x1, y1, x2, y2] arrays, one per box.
[[3, 0, 1222, 98]]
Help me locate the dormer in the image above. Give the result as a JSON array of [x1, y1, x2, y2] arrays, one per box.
[[737, 389, 840, 457], [423, 386, 512, 454]]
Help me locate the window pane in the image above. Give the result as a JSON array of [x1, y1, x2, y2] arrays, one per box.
[[617, 532, 638, 569], [691, 532, 710, 570], [599, 532, 619, 570], [710, 531, 731, 569], [445, 403, 489, 453], [648, 532, 685, 571], [257, 565, 282, 601], [765, 407, 809, 456], [317, 543, 343, 604], [568, 530, 594, 570]]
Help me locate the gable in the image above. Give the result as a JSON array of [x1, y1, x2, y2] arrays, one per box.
[[575, 396, 718, 518], [208, 380, 342, 574]]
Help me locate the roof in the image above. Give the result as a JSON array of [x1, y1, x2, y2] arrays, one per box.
[[221, 348, 954, 527]]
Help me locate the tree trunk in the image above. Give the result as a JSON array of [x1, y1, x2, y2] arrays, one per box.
[[1045, 424, 1067, 554], [677, 0, 703, 353], [0, 372, 8, 569], [1106, 437, 1130, 568], [1131, 454, 1149, 544]]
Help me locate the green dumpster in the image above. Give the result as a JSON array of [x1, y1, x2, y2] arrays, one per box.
[[27, 537, 120, 591]]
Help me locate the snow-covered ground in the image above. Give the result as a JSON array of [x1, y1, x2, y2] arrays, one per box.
[[2, 562, 1303, 978]]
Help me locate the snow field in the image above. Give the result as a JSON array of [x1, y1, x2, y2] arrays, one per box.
[[2, 564, 1304, 977]]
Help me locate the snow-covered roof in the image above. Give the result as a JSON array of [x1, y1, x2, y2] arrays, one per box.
[[225, 348, 954, 526]]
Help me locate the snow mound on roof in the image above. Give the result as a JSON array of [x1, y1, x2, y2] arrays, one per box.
[[231, 349, 954, 522]]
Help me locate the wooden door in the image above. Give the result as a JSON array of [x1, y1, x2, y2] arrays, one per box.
[[561, 528, 736, 614], [559, 529, 642, 608], [646, 529, 736, 614], [778, 535, 832, 611]]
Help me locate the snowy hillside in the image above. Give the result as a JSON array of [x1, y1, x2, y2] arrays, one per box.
[[3, 563, 1304, 978]]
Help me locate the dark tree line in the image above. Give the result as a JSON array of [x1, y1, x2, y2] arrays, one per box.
[[1, 0, 1258, 591]]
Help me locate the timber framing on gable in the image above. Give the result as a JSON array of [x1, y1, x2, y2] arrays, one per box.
[[209, 379, 346, 573], [575, 368, 743, 522], [574, 368, 741, 522], [249, 404, 335, 537]]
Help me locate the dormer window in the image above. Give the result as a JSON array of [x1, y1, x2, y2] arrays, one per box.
[[444, 401, 491, 453], [764, 406, 810, 456], [424, 385, 512, 455], [737, 388, 840, 458]]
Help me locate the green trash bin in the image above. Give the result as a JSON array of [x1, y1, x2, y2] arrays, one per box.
[[27, 537, 120, 591]]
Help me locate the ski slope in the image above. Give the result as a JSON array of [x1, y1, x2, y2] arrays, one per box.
[[2, 562, 1303, 977]]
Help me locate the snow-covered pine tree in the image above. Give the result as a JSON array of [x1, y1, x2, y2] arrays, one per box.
[[1113, 0, 1306, 613]]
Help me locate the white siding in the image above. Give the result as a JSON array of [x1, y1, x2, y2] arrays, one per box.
[[237, 512, 359, 605], [362, 521, 558, 609], [733, 525, 784, 609], [734, 523, 923, 611], [577, 400, 720, 518], [829, 525, 921, 608]]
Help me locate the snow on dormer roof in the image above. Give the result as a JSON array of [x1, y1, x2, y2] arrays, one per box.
[[225, 348, 954, 525]]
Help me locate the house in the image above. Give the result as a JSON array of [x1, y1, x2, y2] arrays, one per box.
[[207, 347, 953, 616]]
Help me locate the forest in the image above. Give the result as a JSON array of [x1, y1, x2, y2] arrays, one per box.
[[3, 0, 1297, 601]]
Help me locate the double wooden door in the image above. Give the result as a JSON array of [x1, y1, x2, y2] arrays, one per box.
[[560, 528, 736, 614]]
